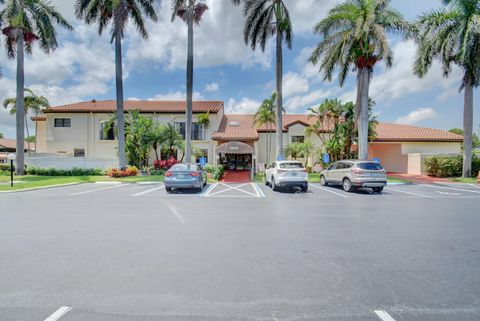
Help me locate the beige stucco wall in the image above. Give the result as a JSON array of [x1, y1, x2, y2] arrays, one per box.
[[369, 143, 407, 173], [36, 112, 220, 165], [401, 142, 462, 154]]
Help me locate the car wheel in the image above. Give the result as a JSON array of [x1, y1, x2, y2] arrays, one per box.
[[272, 178, 279, 192], [301, 185, 308, 192], [165, 187, 172, 193], [265, 179, 270, 187], [342, 178, 353, 192], [372, 186, 384, 193], [320, 175, 328, 186]]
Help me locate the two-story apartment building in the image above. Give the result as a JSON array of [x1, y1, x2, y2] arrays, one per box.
[[32, 99, 463, 174]]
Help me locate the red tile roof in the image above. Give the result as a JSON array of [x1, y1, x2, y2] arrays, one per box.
[[374, 123, 463, 142], [212, 114, 259, 141], [213, 115, 463, 143], [0, 138, 35, 151], [43, 100, 224, 114]]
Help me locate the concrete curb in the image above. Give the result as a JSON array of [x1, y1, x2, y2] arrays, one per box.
[[0, 182, 85, 193]]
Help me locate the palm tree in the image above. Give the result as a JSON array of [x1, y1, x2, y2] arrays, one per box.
[[163, 123, 184, 159], [414, 0, 480, 177], [76, 0, 158, 169], [254, 93, 277, 164], [300, 141, 315, 167], [233, 0, 292, 161], [1, 0, 72, 175], [309, 0, 408, 160], [284, 142, 302, 160], [3, 88, 50, 155], [172, 0, 209, 164]]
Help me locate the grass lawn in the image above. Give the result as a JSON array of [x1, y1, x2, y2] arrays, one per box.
[[449, 177, 478, 184], [0, 174, 164, 191]]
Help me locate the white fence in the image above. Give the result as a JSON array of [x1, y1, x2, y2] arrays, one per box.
[[26, 157, 117, 170]]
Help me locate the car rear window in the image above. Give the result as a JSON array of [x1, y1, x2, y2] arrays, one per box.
[[171, 164, 198, 171], [357, 162, 383, 170], [279, 162, 303, 169]]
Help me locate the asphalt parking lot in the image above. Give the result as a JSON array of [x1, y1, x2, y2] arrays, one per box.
[[1, 182, 479, 321]]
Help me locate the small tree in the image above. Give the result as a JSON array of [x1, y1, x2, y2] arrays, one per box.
[[197, 111, 210, 129], [284, 143, 303, 160]]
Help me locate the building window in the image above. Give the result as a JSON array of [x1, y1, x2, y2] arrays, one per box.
[[54, 118, 71, 128], [99, 121, 116, 140], [292, 135, 305, 143], [74, 148, 85, 158], [174, 122, 205, 140]]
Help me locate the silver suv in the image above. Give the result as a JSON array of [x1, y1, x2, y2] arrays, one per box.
[[320, 160, 387, 193]]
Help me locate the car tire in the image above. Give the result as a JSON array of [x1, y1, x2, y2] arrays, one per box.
[[320, 175, 328, 186], [272, 178, 279, 192], [265, 179, 270, 187], [301, 185, 308, 193], [165, 187, 172, 193], [372, 186, 384, 193], [342, 178, 353, 192]]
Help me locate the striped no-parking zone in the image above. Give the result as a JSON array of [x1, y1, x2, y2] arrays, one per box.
[[203, 182, 265, 198]]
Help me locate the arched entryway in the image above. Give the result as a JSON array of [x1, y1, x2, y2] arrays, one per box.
[[216, 141, 255, 182]]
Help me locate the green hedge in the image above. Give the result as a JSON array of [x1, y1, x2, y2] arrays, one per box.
[[0, 163, 14, 172], [27, 167, 104, 176], [424, 155, 480, 177], [212, 165, 224, 180]]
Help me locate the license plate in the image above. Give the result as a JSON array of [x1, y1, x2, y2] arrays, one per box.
[[290, 172, 298, 176]]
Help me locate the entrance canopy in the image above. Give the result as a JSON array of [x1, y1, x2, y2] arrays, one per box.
[[216, 141, 254, 155]]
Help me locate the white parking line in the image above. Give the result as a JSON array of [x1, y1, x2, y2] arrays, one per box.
[[166, 203, 185, 225], [468, 184, 480, 189], [206, 183, 259, 197], [132, 184, 164, 197], [44, 306, 72, 321], [252, 183, 266, 198], [310, 184, 348, 198], [202, 182, 218, 197], [387, 187, 434, 198], [423, 184, 480, 194], [69, 184, 127, 196], [374, 310, 396, 321]]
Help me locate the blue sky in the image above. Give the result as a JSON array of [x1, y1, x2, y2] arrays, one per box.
[[0, 0, 479, 138]]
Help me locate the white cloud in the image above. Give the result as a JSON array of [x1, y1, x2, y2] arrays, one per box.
[[285, 88, 336, 112], [149, 91, 204, 101], [369, 40, 462, 104], [226, 97, 260, 114], [283, 72, 309, 98], [205, 82, 220, 92], [395, 108, 439, 125], [126, 0, 271, 70]]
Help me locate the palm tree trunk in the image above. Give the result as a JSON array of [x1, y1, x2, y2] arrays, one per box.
[[15, 29, 25, 175], [115, 31, 127, 169], [24, 113, 31, 157], [185, 1, 194, 164], [463, 78, 473, 177], [275, 23, 283, 160], [357, 67, 371, 160]]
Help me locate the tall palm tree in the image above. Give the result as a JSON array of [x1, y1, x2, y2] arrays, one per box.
[[414, 0, 480, 177], [254, 93, 277, 164], [172, 0, 208, 164], [163, 123, 184, 159], [3, 88, 50, 155], [233, 0, 292, 161], [76, 0, 158, 169], [0, 0, 72, 175], [309, 0, 408, 160]]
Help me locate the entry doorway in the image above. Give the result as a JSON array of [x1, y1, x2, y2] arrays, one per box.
[[224, 154, 252, 171]]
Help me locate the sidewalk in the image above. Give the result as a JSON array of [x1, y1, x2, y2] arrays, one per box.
[[388, 172, 452, 184], [221, 170, 251, 183]]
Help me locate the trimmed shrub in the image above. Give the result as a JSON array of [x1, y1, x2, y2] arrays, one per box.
[[203, 164, 215, 173], [149, 169, 165, 176], [212, 165, 224, 180], [27, 166, 104, 176], [424, 155, 480, 177]]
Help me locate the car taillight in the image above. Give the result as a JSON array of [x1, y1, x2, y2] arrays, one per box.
[[165, 171, 173, 177], [191, 172, 200, 177]]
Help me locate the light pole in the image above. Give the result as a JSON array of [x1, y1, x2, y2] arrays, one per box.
[[7, 153, 16, 187]]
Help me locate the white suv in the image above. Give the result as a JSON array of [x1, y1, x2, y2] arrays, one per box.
[[265, 161, 309, 192]]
